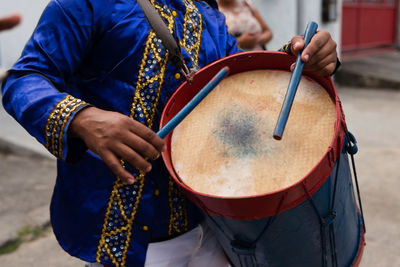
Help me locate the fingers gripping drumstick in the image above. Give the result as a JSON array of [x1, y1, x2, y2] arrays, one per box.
[[273, 21, 318, 140]]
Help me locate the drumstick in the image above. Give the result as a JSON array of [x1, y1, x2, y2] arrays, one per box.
[[157, 66, 230, 139], [273, 21, 318, 140]]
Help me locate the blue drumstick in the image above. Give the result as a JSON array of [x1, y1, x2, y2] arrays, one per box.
[[157, 66, 230, 139], [273, 22, 318, 140]]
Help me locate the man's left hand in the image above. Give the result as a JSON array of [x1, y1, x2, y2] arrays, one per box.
[[289, 30, 338, 77]]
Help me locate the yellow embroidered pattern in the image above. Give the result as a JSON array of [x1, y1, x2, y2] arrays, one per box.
[[96, 1, 176, 266], [95, 174, 146, 265], [167, 0, 202, 236], [168, 177, 188, 236], [130, 2, 175, 127], [57, 101, 87, 156], [45, 95, 88, 159], [45, 95, 69, 151], [180, 0, 203, 69]]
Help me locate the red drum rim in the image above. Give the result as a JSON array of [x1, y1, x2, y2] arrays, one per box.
[[352, 229, 366, 267], [160, 51, 346, 220]]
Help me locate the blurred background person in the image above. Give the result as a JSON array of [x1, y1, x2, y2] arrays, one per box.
[[218, 0, 272, 51], [0, 13, 21, 82], [0, 13, 21, 32]]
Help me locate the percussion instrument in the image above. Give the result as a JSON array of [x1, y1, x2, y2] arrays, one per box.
[[160, 51, 365, 267]]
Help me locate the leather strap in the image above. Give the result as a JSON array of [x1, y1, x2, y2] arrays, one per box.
[[137, 0, 193, 80]]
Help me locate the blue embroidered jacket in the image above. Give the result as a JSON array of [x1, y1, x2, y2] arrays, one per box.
[[1, 0, 239, 266]]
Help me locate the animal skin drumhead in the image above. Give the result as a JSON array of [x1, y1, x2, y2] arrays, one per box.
[[171, 70, 336, 197]]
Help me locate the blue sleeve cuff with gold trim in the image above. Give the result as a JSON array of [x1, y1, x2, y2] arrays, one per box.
[[45, 94, 90, 161]]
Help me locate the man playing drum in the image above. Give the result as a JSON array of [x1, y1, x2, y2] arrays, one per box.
[[1, 0, 338, 266]]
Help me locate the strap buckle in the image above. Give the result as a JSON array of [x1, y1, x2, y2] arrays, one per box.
[[180, 61, 196, 84]]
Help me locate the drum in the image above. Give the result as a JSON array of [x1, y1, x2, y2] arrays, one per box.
[[160, 51, 365, 267]]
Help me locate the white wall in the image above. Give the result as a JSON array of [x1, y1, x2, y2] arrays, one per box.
[[251, 0, 298, 51], [252, 0, 342, 54], [0, 0, 50, 69], [298, 0, 342, 54]]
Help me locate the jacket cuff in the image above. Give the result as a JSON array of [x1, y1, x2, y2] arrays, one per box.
[[279, 41, 294, 55], [44, 95, 90, 161]]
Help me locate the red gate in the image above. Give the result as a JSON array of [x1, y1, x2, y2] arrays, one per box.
[[342, 0, 398, 52]]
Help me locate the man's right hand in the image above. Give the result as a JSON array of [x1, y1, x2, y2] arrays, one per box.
[[69, 107, 166, 184]]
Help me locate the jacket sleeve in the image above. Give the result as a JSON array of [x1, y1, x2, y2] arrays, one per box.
[[215, 3, 241, 56], [203, 0, 241, 56], [225, 28, 242, 56], [1, 0, 95, 162]]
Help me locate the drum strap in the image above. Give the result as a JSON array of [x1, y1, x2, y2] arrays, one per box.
[[137, 0, 195, 82], [345, 131, 366, 233]]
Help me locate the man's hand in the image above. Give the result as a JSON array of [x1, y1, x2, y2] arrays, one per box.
[[0, 13, 21, 32], [289, 30, 338, 77], [69, 107, 166, 184]]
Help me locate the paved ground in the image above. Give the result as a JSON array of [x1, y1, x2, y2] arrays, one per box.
[[0, 229, 82, 267], [0, 152, 54, 248], [337, 87, 400, 267], [335, 51, 400, 89]]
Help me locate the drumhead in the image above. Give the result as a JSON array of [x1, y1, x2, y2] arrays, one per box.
[[170, 69, 336, 197]]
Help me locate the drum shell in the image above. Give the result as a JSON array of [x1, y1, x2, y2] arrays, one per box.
[[160, 51, 347, 220], [206, 144, 365, 267]]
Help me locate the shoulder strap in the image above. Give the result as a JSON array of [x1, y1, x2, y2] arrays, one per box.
[[136, 0, 193, 81]]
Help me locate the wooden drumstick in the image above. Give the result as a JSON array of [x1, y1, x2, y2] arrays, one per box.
[[157, 66, 230, 139], [273, 21, 318, 140]]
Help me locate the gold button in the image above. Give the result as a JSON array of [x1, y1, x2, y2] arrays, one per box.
[[154, 189, 160, 196], [142, 225, 149, 231], [174, 73, 181, 80], [172, 10, 178, 17]]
